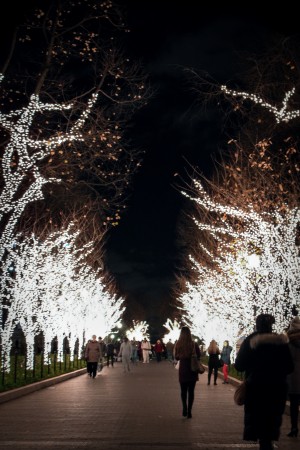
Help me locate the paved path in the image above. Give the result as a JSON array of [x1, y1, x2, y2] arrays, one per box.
[[0, 360, 298, 450]]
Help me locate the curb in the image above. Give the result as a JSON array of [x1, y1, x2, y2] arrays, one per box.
[[0, 368, 87, 405]]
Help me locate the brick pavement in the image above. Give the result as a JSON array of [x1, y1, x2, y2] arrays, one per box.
[[0, 360, 298, 450]]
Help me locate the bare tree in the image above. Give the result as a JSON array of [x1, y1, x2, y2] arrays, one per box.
[[0, 0, 150, 262]]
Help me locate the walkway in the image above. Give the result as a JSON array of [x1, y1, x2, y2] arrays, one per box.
[[0, 360, 298, 450]]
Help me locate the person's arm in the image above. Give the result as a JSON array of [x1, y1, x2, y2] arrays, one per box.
[[234, 339, 249, 372]]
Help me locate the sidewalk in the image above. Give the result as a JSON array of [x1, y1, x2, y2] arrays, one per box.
[[0, 360, 298, 450]]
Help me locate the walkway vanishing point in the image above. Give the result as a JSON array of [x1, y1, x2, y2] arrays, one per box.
[[0, 359, 298, 450]]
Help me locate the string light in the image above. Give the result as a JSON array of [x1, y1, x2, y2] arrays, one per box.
[[162, 318, 181, 342], [126, 320, 150, 341], [221, 85, 300, 123], [179, 180, 300, 352], [1, 225, 124, 371]]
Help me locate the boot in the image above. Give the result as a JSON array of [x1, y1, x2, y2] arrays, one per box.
[[287, 428, 298, 437], [259, 439, 273, 450]]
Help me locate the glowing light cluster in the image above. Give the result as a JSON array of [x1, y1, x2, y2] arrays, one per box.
[[179, 180, 300, 350], [126, 320, 150, 341], [162, 318, 181, 342], [221, 85, 300, 123], [1, 225, 124, 371], [0, 77, 99, 264]]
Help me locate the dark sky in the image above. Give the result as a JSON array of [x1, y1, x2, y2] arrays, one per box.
[[103, 1, 299, 336]]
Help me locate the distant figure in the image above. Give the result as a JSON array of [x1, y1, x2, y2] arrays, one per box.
[[141, 338, 151, 363], [207, 339, 220, 385], [220, 340, 233, 384], [97, 336, 106, 371], [166, 339, 175, 363], [131, 338, 138, 365], [174, 326, 201, 419], [235, 313, 294, 450], [286, 316, 300, 438], [106, 339, 115, 367], [85, 335, 101, 378], [154, 339, 163, 362], [118, 337, 133, 373]]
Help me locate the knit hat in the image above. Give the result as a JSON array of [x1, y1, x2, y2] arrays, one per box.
[[289, 316, 300, 331]]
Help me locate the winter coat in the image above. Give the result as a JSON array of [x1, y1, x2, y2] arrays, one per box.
[[119, 341, 133, 358], [106, 343, 115, 356], [207, 344, 220, 369], [287, 329, 300, 395], [175, 341, 201, 384], [85, 340, 101, 363], [220, 345, 233, 365], [235, 331, 294, 442]]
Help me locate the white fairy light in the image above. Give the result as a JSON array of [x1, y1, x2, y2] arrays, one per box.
[[1, 225, 125, 371], [221, 85, 300, 123], [162, 318, 181, 342], [179, 180, 300, 351], [126, 320, 150, 341]]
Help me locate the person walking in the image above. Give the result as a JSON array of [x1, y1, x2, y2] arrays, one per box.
[[174, 326, 201, 419], [106, 339, 115, 368], [220, 340, 233, 384], [166, 339, 175, 363], [118, 337, 133, 373], [141, 338, 151, 363], [85, 335, 101, 378], [97, 336, 106, 371], [131, 338, 139, 365], [207, 339, 220, 385], [154, 339, 163, 362], [286, 315, 300, 438], [235, 313, 294, 450]]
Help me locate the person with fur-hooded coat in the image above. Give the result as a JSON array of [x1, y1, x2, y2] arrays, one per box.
[[235, 314, 294, 450], [286, 316, 300, 437]]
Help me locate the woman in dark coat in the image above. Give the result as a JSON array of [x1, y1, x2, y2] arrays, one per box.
[[286, 316, 300, 437], [235, 314, 294, 450], [207, 339, 221, 385], [174, 326, 201, 419]]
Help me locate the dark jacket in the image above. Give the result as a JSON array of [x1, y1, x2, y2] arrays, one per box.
[[106, 343, 115, 356], [235, 331, 294, 442], [220, 345, 232, 365], [175, 342, 201, 384], [287, 329, 300, 395]]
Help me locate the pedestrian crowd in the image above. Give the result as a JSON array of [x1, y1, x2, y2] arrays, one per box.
[[84, 313, 300, 450]]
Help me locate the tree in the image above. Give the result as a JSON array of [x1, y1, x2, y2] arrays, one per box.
[[0, 0, 149, 362], [2, 222, 124, 371], [0, 0, 149, 263], [177, 40, 300, 346]]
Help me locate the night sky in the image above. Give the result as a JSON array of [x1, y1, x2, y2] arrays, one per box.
[[1, 1, 299, 339]]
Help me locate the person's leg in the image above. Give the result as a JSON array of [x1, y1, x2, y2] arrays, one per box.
[[92, 362, 97, 378], [180, 382, 188, 416], [289, 394, 299, 434], [87, 362, 92, 376], [208, 367, 212, 385], [214, 366, 218, 384], [222, 364, 228, 383], [187, 381, 196, 418]]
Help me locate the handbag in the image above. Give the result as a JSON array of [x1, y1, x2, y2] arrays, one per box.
[[191, 344, 205, 374], [219, 358, 224, 367], [234, 380, 247, 406]]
